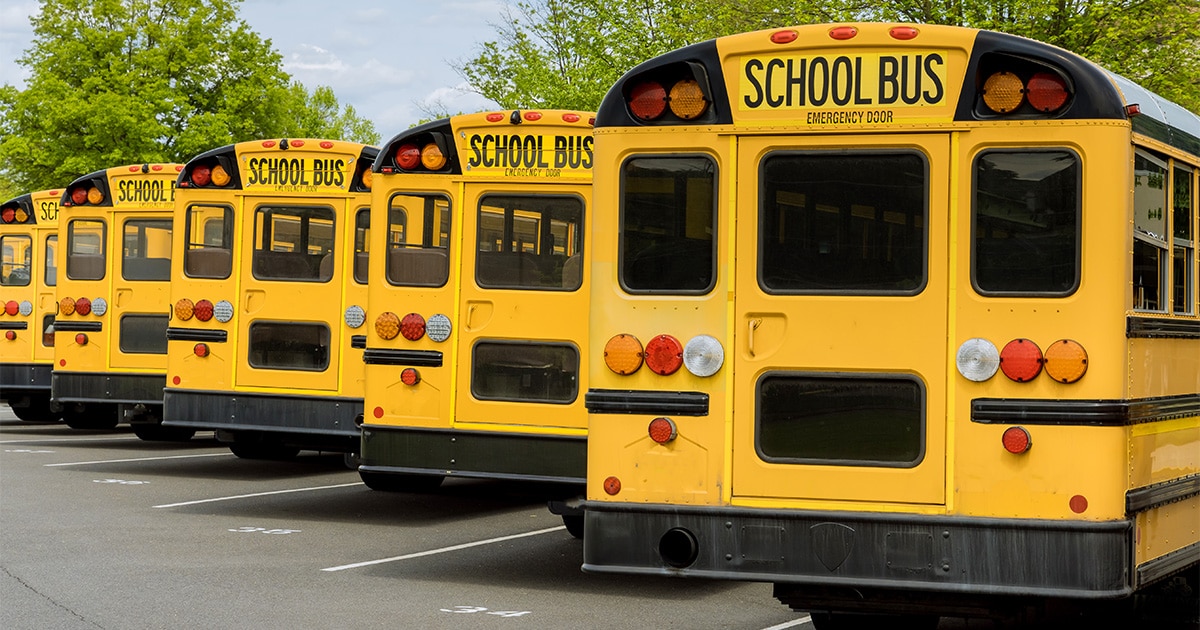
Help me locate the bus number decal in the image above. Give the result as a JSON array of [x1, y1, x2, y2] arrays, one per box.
[[740, 52, 947, 123], [244, 156, 350, 192], [466, 133, 593, 178]]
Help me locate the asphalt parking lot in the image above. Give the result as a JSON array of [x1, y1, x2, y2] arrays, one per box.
[[0, 407, 807, 630]]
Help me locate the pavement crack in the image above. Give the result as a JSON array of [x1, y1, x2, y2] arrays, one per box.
[[1, 564, 106, 629]]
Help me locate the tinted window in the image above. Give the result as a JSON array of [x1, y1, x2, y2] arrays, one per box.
[[119, 315, 169, 354], [353, 207, 369, 284], [252, 205, 335, 281], [386, 193, 451, 287], [476, 195, 584, 290], [471, 342, 579, 403], [122, 219, 172, 281], [247, 322, 330, 371], [1, 235, 32, 286], [44, 235, 57, 286], [973, 150, 1080, 295], [760, 152, 926, 293], [66, 219, 106, 281], [184, 204, 233, 279], [620, 156, 715, 293]]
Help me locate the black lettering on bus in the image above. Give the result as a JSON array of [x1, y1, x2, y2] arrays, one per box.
[[581, 136, 594, 168], [744, 59, 765, 108], [785, 57, 806, 107], [40, 201, 58, 221], [879, 56, 899, 105], [246, 158, 259, 185], [507, 135, 520, 169], [831, 56, 853, 106], [469, 134, 483, 167], [854, 57, 872, 105], [765, 58, 786, 108], [808, 57, 829, 107], [923, 53, 945, 103], [901, 55, 922, 105]]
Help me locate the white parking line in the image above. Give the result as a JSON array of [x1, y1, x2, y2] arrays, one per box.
[[45, 452, 233, 467], [0, 436, 143, 444], [321, 525, 567, 572], [759, 617, 812, 630], [153, 481, 364, 508]]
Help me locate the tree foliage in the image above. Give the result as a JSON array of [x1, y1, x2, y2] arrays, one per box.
[[461, 0, 1200, 114], [0, 0, 378, 193]]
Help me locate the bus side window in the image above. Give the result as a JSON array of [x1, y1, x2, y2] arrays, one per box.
[[1133, 150, 1169, 311], [44, 235, 57, 286], [1171, 164, 1194, 314]]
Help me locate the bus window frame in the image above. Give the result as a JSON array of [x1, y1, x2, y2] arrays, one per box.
[[0, 234, 32, 286], [385, 191, 452, 288], [1171, 163, 1195, 315], [353, 206, 370, 285], [756, 148, 930, 296], [65, 217, 107, 281], [121, 217, 173, 282], [44, 234, 58, 287], [183, 203, 234, 280], [250, 203, 337, 283], [970, 147, 1083, 298], [1133, 148, 1170, 312], [617, 153, 719, 296], [469, 338, 581, 405], [475, 192, 586, 292]]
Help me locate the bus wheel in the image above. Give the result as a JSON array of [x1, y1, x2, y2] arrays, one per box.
[[132, 424, 196, 442], [62, 404, 120, 430], [359, 470, 444, 493], [561, 514, 584, 539], [11, 395, 61, 423], [229, 442, 300, 460], [809, 612, 938, 630]]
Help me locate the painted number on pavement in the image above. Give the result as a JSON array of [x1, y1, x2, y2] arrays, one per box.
[[228, 526, 301, 535], [440, 605, 531, 618]]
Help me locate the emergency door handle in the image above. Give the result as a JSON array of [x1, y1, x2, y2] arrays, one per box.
[[466, 303, 477, 329], [747, 318, 762, 358]]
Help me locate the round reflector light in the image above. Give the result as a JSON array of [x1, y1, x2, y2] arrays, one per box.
[[648, 417, 678, 444], [375, 312, 400, 340], [87, 188, 104, 205], [604, 334, 644, 375], [645, 334, 684, 375], [395, 144, 421, 170], [400, 368, 421, 386], [957, 338, 1000, 382], [982, 71, 1025, 113], [14, 207, 29, 222], [3, 300, 17, 316], [668, 80, 708, 120], [90, 297, 107, 317], [683, 335, 724, 377], [193, 343, 210, 358], [360, 168, 373, 190], [75, 333, 88, 345], [4, 330, 14, 341], [344, 305, 365, 329], [59, 297, 76, 316], [1026, 72, 1069, 112], [1001, 426, 1032, 454], [18, 300, 33, 316], [629, 81, 668, 121], [70, 188, 88, 205], [1043, 339, 1088, 383], [0, 207, 14, 223], [400, 313, 426, 341], [174, 298, 195, 321], [74, 297, 92, 316], [213, 300, 234, 323], [420, 143, 447, 170], [426, 314, 452, 342], [603, 476, 621, 496], [190, 165, 212, 187], [210, 165, 232, 187], [1069, 495, 1088, 514], [999, 338, 1043, 382], [193, 299, 214, 322]]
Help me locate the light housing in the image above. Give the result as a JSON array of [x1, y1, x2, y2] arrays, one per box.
[[399, 313, 426, 341], [213, 300, 234, 323], [59, 297, 76, 316], [603, 334, 644, 375], [426, 314, 452, 342], [1044, 339, 1088, 383], [375, 312, 400, 340], [956, 338, 1000, 381], [344, 305, 366, 329], [193, 343, 210, 358], [400, 368, 421, 386], [999, 338, 1043, 382], [193, 299, 214, 322], [174, 298, 195, 321], [1001, 426, 1032, 454], [682, 335, 723, 377], [644, 334, 683, 376], [648, 417, 678, 444], [74, 297, 92, 316], [90, 297, 107, 317]]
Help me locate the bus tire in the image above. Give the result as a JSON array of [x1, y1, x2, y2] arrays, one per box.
[[562, 514, 584, 539], [11, 396, 61, 423], [359, 470, 444, 493], [62, 404, 120, 430]]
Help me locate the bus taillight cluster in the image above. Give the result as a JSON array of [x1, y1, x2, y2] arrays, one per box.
[[976, 53, 1073, 117], [373, 311, 452, 343], [174, 298, 233, 323], [956, 337, 1088, 384], [1, 205, 31, 224], [59, 296, 107, 318], [626, 75, 711, 123], [603, 333, 724, 378]]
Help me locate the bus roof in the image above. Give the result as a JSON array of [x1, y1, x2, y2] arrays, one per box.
[[1106, 72, 1200, 155]]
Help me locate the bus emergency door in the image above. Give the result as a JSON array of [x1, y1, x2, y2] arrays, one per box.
[[731, 134, 951, 506], [109, 210, 172, 371], [234, 198, 344, 392], [454, 184, 588, 431]]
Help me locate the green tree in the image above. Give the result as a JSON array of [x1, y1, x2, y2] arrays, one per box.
[[462, 0, 1199, 114], [0, 0, 378, 193]]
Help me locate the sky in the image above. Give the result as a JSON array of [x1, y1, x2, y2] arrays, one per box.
[[0, 0, 507, 141]]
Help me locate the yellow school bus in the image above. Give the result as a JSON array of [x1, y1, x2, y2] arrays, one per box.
[[359, 111, 593, 533], [161, 139, 377, 459], [581, 23, 1199, 626], [52, 164, 186, 437], [1, 188, 62, 421]]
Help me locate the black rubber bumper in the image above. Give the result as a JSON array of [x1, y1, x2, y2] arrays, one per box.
[[51, 371, 166, 404], [162, 388, 362, 438], [0, 363, 53, 397]]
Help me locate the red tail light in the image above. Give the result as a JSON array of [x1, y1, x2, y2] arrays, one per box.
[[193, 343, 210, 358], [644, 334, 683, 375], [1001, 426, 1032, 454], [191, 166, 212, 187], [648, 417, 677, 444], [400, 368, 421, 386], [4, 330, 15, 341], [194, 299, 214, 322], [395, 144, 421, 170], [400, 313, 426, 341], [999, 338, 1042, 382], [1026, 72, 1069, 112], [4, 301, 17, 316], [629, 82, 668, 121], [75, 333, 88, 345], [70, 188, 88, 205], [74, 297, 92, 316]]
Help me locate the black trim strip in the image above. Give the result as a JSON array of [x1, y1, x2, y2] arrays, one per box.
[[52, 320, 102, 332], [362, 347, 442, 367], [350, 335, 366, 349], [972, 394, 1200, 426], [166, 327, 228, 342], [586, 389, 710, 416], [0, 321, 29, 330], [1127, 316, 1200, 338], [1127, 474, 1200, 514], [1137, 541, 1200, 587]]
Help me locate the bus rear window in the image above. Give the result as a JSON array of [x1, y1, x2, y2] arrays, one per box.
[[973, 150, 1080, 295], [476, 195, 584, 290], [353, 207, 369, 284], [248, 322, 330, 371], [252, 205, 336, 282], [760, 152, 926, 294], [122, 219, 172, 281], [1, 235, 32, 286], [620, 156, 716, 293], [386, 193, 451, 287], [44, 235, 57, 286], [119, 314, 169, 354], [184, 204, 233, 279], [758, 373, 924, 467], [66, 219, 106, 281], [471, 341, 579, 403]]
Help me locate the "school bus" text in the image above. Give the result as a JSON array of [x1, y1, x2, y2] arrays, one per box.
[[741, 52, 946, 111]]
